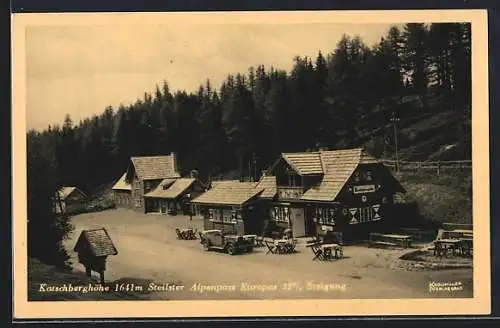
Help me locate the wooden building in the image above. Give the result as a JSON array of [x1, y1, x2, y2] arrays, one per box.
[[267, 148, 406, 240], [123, 153, 181, 213], [144, 171, 208, 215], [191, 181, 267, 235], [53, 186, 88, 214], [73, 228, 118, 283], [111, 172, 132, 208]]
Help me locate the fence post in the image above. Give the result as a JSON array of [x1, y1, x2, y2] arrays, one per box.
[[437, 162, 440, 176]]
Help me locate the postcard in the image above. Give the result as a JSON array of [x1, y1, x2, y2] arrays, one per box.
[[12, 9, 490, 319]]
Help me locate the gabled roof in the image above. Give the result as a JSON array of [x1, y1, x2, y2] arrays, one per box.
[[73, 228, 118, 257], [255, 175, 277, 199], [210, 180, 240, 189], [280, 152, 324, 175], [192, 181, 263, 206], [300, 148, 379, 202], [111, 172, 132, 191], [144, 178, 196, 199], [55, 186, 87, 200], [128, 154, 181, 181]]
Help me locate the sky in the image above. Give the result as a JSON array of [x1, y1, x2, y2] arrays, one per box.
[[25, 16, 398, 131]]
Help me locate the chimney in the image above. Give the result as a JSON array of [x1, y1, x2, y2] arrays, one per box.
[[171, 152, 178, 174]]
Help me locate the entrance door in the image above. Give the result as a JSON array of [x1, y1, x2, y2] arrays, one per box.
[[290, 207, 306, 237]]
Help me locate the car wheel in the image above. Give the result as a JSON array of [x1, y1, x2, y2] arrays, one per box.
[[226, 245, 237, 255], [201, 241, 209, 250], [247, 247, 253, 253]]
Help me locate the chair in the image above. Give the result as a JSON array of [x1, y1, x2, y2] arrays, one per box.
[[264, 240, 276, 255], [175, 228, 184, 240], [310, 243, 324, 261]]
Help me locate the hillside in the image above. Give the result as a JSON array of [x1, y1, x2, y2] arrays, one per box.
[[28, 258, 157, 301], [356, 93, 470, 162]]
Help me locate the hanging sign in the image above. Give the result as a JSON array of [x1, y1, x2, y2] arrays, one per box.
[[353, 185, 376, 194]]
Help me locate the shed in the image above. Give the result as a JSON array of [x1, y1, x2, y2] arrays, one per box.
[[111, 172, 132, 207], [54, 186, 88, 214], [73, 228, 118, 283]]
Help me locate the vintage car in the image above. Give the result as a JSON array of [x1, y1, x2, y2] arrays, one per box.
[[199, 229, 254, 255]]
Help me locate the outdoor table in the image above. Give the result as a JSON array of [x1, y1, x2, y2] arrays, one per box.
[[453, 229, 473, 235], [254, 236, 265, 247], [458, 238, 473, 257], [274, 239, 295, 254], [320, 243, 342, 260], [434, 238, 461, 257], [381, 234, 412, 248], [452, 229, 473, 239]]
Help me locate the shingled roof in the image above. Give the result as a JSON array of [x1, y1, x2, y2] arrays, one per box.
[[301, 148, 380, 202], [128, 153, 181, 181], [111, 172, 132, 191], [73, 228, 118, 257], [281, 152, 324, 175], [144, 178, 196, 199], [192, 181, 263, 206], [55, 186, 87, 200], [255, 175, 277, 199]]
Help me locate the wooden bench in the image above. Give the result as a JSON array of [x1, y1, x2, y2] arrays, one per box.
[[368, 233, 398, 248], [369, 233, 412, 248], [399, 228, 436, 241]]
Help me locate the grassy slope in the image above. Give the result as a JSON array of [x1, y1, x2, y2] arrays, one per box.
[[28, 258, 156, 301], [396, 170, 472, 224], [357, 94, 472, 225]]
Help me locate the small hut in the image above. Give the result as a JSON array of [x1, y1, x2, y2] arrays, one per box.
[[54, 186, 88, 214], [73, 228, 118, 284]]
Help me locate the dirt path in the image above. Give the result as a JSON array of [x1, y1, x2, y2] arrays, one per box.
[[64, 209, 473, 300]]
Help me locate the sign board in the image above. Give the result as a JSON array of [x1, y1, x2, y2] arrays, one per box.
[[353, 185, 376, 194]]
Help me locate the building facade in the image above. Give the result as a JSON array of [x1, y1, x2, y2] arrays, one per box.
[[111, 172, 132, 208], [122, 153, 181, 213], [192, 181, 267, 236], [144, 172, 208, 215], [265, 148, 406, 240]]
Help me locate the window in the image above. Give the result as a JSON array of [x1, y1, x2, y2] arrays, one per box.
[[209, 209, 237, 224], [365, 170, 373, 181], [315, 206, 336, 225], [273, 206, 290, 223]]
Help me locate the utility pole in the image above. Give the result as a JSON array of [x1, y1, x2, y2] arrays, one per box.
[[390, 112, 400, 173], [464, 106, 470, 161]]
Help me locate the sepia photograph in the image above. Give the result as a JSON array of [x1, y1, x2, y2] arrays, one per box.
[[12, 10, 490, 318]]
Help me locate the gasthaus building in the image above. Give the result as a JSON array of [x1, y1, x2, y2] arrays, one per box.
[[111, 153, 181, 212], [265, 148, 406, 241]]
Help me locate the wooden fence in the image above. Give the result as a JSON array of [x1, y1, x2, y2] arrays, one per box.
[[381, 159, 472, 174]]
